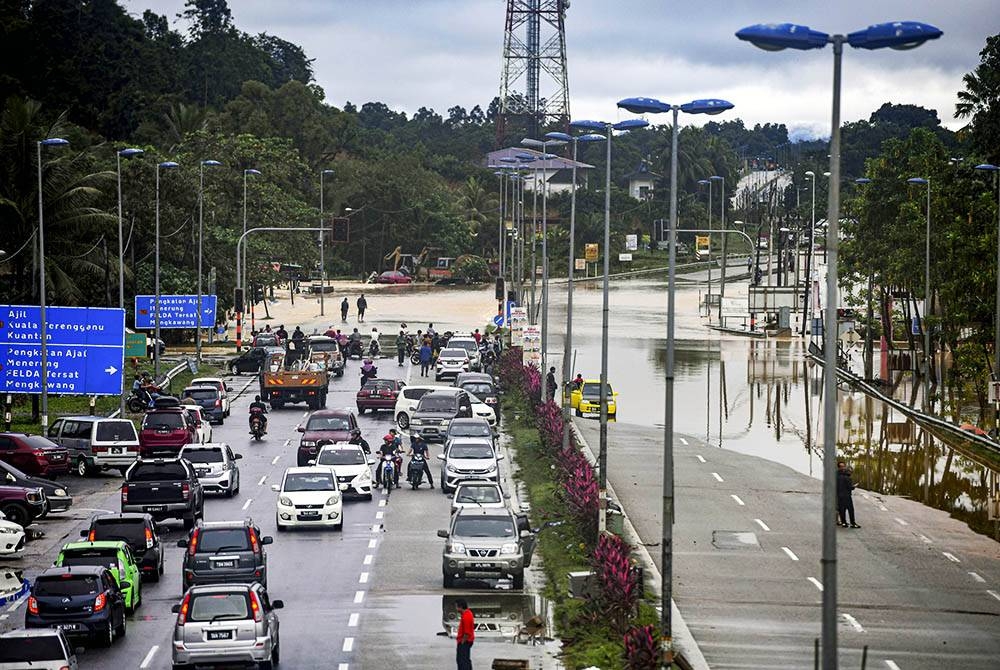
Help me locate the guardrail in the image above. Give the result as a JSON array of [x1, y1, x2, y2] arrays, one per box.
[[107, 360, 190, 420]]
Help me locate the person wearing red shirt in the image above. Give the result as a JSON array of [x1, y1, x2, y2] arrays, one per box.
[[455, 598, 474, 670]]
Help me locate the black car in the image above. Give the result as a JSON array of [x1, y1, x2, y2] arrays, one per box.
[[25, 565, 127, 647], [81, 512, 164, 582], [228, 347, 269, 375], [0, 460, 73, 515], [177, 519, 272, 592], [409, 389, 474, 443]]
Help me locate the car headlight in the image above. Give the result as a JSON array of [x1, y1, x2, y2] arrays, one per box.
[[278, 496, 293, 506], [446, 464, 458, 473], [53, 488, 68, 497], [439, 419, 449, 426], [26, 492, 41, 503], [300, 441, 316, 447], [500, 543, 518, 555], [450, 542, 467, 555], [358, 470, 371, 481], [326, 494, 341, 505], [411, 419, 423, 426], [486, 463, 497, 472], [0, 527, 17, 534]]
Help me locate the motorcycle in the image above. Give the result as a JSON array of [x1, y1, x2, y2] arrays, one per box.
[[409, 350, 422, 365], [249, 407, 266, 441], [368, 338, 381, 358], [127, 389, 153, 413], [379, 454, 397, 497], [360, 362, 378, 389], [347, 339, 364, 360], [407, 454, 427, 489]]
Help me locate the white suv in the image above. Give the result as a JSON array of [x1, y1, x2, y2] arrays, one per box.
[[435, 348, 470, 381], [436, 437, 502, 493], [446, 336, 481, 371], [312, 442, 374, 500], [271, 467, 344, 531], [394, 385, 436, 430]]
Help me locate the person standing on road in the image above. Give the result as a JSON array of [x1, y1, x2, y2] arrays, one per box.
[[408, 435, 434, 488], [455, 598, 474, 670], [837, 461, 860, 528], [419, 340, 433, 377], [472, 328, 482, 345], [357, 293, 368, 322], [340, 297, 349, 322], [546, 367, 557, 402], [396, 330, 407, 366]]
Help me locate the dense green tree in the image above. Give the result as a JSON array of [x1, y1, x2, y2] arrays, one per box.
[[956, 33, 1000, 164]]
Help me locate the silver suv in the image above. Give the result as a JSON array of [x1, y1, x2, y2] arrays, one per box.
[[438, 508, 535, 590], [171, 582, 283, 669], [179, 443, 242, 497]]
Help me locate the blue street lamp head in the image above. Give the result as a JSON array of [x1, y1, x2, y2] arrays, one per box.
[[493, 171, 504, 176], [244, 168, 261, 176], [709, 175, 724, 182], [612, 119, 649, 132], [158, 161, 179, 169], [855, 178, 872, 184], [617, 97, 671, 114], [697, 179, 710, 186], [736, 23, 829, 51], [322, 169, 335, 175], [40, 137, 70, 147], [118, 148, 144, 158], [202, 160, 221, 167], [975, 164, 999, 172], [544, 132, 573, 142], [499, 157, 518, 163], [907, 177, 928, 185], [847, 22, 942, 50], [578, 134, 606, 143], [514, 153, 536, 161], [569, 119, 606, 132], [680, 99, 735, 115]]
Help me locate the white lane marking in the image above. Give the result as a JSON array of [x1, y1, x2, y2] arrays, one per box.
[[885, 661, 901, 670], [808, 577, 824, 592], [353, 591, 365, 603], [375, 511, 384, 520], [942, 552, 961, 563], [348, 612, 359, 627], [283, 439, 290, 447], [342, 637, 354, 652], [731, 494, 745, 506], [378, 499, 387, 507], [302, 411, 309, 419], [679, 438, 689, 446], [339, 665, 349, 670], [754, 518, 771, 532], [140, 645, 159, 668], [781, 547, 799, 561], [257, 475, 267, 486], [367, 539, 377, 549], [695, 455, 706, 463], [711, 472, 724, 482], [241, 498, 253, 511], [918, 534, 932, 544], [271, 455, 280, 465], [878, 504, 888, 512], [371, 524, 381, 532], [6, 598, 26, 613], [894, 517, 908, 526], [364, 554, 373, 565], [987, 590, 1000, 602], [359, 572, 369, 583], [968, 572, 986, 583], [842, 613, 864, 633]]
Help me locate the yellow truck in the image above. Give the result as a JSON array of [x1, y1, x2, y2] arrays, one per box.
[[260, 351, 330, 410]]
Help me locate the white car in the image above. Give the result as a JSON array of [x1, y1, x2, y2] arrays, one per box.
[[437, 437, 503, 493], [470, 396, 497, 427], [450, 480, 509, 515], [312, 442, 375, 500], [182, 404, 213, 443], [435, 348, 470, 381], [180, 443, 241, 497], [271, 467, 345, 531], [190, 377, 232, 417], [394, 385, 438, 430], [446, 336, 481, 371], [0, 512, 26, 555]]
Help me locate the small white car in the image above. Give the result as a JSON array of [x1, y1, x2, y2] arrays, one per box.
[[0, 628, 78, 670], [312, 442, 374, 500], [437, 437, 503, 493], [394, 385, 437, 430], [470, 397, 498, 427], [435, 348, 470, 381], [190, 377, 232, 417], [182, 404, 213, 443], [0, 511, 26, 555], [272, 467, 345, 531], [179, 443, 242, 497], [450, 480, 509, 515], [446, 336, 481, 371]]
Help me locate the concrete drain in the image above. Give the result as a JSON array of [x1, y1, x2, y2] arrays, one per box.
[[712, 530, 761, 550]]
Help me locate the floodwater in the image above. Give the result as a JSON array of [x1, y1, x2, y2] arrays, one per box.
[[542, 274, 1000, 541]]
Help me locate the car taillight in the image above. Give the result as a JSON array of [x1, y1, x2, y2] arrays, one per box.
[[92, 446, 108, 453], [93, 593, 106, 613], [121, 485, 128, 504], [215, 399, 222, 407], [249, 590, 262, 622], [87, 529, 96, 542], [390, 391, 397, 398], [181, 483, 190, 501], [359, 390, 369, 397], [189, 528, 199, 556], [145, 527, 154, 549], [27, 596, 38, 615], [177, 592, 191, 623], [249, 528, 260, 554]]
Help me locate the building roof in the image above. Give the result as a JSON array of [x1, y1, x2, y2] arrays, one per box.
[[486, 147, 593, 171], [623, 161, 662, 181]]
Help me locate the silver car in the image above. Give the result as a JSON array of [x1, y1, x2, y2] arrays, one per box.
[[179, 443, 242, 497], [171, 582, 283, 669], [0, 628, 78, 670]]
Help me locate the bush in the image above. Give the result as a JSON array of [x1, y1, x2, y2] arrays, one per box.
[[454, 256, 490, 283], [624, 625, 660, 669]]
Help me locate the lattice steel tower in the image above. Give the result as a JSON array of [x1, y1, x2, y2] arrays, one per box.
[[496, 0, 570, 145]]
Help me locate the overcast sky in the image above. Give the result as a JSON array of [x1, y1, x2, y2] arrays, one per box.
[[125, 0, 994, 138]]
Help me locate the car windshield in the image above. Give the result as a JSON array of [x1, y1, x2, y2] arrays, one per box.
[[182, 448, 224, 464], [582, 384, 613, 400], [453, 517, 515, 538], [284, 472, 335, 491], [197, 529, 250, 553], [255, 335, 277, 346], [188, 592, 251, 622], [60, 550, 119, 570], [440, 350, 466, 360], [96, 421, 137, 442], [451, 341, 477, 353], [142, 413, 184, 430], [317, 449, 366, 466], [129, 462, 187, 481], [20, 435, 60, 450], [34, 575, 100, 596], [0, 636, 66, 662], [417, 396, 456, 412], [183, 389, 218, 401], [362, 380, 394, 391], [449, 444, 494, 459], [456, 486, 501, 504], [461, 383, 493, 396], [93, 519, 146, 546], [309, 340, 337, 352], [306, 416, 350, 431], [404, 388, 431, 400], [450, 423, 491, 438]]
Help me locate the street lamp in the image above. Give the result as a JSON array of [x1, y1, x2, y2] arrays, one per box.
[[697, 179, 713, 303], [975, 164, 1000, 380], [319, 169, 335, 317], [545, 130, 607, 451], [154, 160, 180, 380], [116, 147, 143, 414], [710, 174, 726, 321], [197, 159, 221, 364], [241, 168, 261, 299], [617, 95, 733, 666], [521, 137, 567, 403], [853, 178, 874, 380], [802, 170, 817, 335], [37, 137, 70, 432], [737, 20, 942, 670], [907, 177, 932, 405]]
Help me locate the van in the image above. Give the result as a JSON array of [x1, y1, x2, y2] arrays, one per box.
[[180, 386, 225, 425], [189, 378, 232, 417], [47, 417, 140, 477]]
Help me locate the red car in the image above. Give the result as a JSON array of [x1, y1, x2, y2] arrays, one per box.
[[357, 379, 406, 415], [376, 271, 413, 284], [139, 407, 197, 457], [0, 433, 70, 478], [297, 409, 359, 466]]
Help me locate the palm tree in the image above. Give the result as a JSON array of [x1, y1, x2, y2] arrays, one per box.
[[456, 176, 498, 255]]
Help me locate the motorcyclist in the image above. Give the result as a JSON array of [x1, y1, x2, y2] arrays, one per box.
[[375, 432, 402, 488], [368, 328, 381, 357], [348, 429, 370, 455], [248, 395, 268, 434], [407, 435, 434, 488], [360, 358, 377, 388]]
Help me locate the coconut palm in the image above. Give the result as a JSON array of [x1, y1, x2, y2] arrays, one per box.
[[456, 176, 499, 254]]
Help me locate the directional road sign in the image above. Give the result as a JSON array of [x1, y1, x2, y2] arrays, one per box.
[[493, 314, 504, 328], [0, 305, 125, 396], [135, 295, 217, 329]]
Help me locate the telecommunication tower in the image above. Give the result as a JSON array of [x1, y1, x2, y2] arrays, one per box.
[[496, 0, 570, 145]]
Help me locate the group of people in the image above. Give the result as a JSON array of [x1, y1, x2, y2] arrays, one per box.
[[340, 294, 368, 322], [373, 428, 434, 490]]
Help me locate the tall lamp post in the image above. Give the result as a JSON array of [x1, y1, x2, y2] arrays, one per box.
[[853, 178, 874, 380], [37, 137, 70, 432], [545, 131, 607, 451], [711, 175, 727, 321], [908, 177, 932, 405], [154, 161, 180, 380], [802, 170, 816, 336], [698, 179, 713, 306], [319, 169, 335, 317], [197, 159, 221, 364], [737, 20, 942, 670], [617, 96, 734, 666], [116, 147, 143, 414], [241, 168, 261, 301], [975, 163, 1000, 379]]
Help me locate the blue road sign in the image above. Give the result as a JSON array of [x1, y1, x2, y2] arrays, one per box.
[[0, 305, 125, 396], [493, 314, 504, 328], [135, 295, 217, 329], [505, 300, 516, 323]]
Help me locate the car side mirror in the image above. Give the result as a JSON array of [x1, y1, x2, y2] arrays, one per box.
[[261, 536, 273, 545], [225, 385, 233, 392], [339, 483, 349, 492], [270, 484, 280, 492], [176, 539, 188, 548], [307, 459, 316, 466], [234, 454, 243, 460], [79, 529, 89, 537], [367, 458, 375, 465], [436, 530, 449, 538], [272, 599, 284, 609], [297, 426, 305, 433], [496, 453, 505, 460], [171, 604, 181, 614], [435, 454, 445, 461]]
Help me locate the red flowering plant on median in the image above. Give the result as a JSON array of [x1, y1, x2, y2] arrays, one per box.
[[623, 624, 660, 670], [592, 532, 643, 633]]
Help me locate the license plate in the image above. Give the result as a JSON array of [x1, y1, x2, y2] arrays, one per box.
[[299, 511, 320, 517], [110, 447, 125, 455], [51, 454, 65, 460], [196, 469, 209, 476], [56, 623, 79, 631], [207, 630, 233, 641], [472, 562, 495, 569], [212, 560, 236, 568], [144, 505, 166, 512]]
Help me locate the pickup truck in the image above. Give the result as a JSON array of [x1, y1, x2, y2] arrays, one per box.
[[121, 458, 204, 530], [0, 484, 47, 528], [260, 351, 329, 410]]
